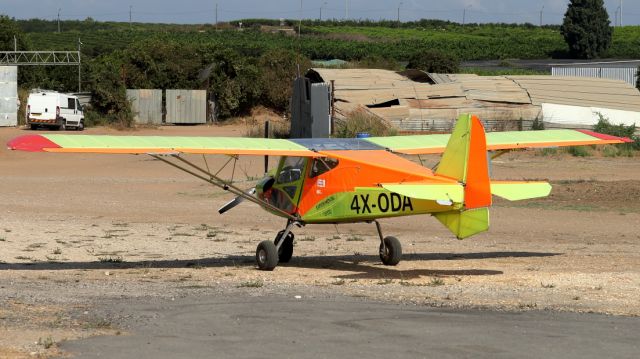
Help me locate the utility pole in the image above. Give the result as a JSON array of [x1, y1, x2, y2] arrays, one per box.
[[320, 1, 327, 21], [78, 38, 82, 92], [463, 5, 472, 26], [14, 35, 17, 51], [345, 0, 348, 20], [539, 5, 544, 27], [299, 0, 302, 39], [215, 3, 218, 29], [129, 5, 132, 29], [397, 2, 403, 24], [620, 0, 623, 27], [57, 8, 61, 33]]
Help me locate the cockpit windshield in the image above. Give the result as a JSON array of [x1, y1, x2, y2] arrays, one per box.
[[277, 156, 306, 184]]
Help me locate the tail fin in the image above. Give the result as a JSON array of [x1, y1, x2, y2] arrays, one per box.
[[434, 114, 491, 239]]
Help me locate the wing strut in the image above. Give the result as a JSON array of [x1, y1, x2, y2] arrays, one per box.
[[148, 154, 297, 221]]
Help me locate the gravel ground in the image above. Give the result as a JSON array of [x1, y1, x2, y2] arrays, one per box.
[[1, 125, 639, 357]]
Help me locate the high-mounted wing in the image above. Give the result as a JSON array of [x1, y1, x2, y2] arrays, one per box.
[[7, 134, 320, 157], [366, 129, 632, 155]]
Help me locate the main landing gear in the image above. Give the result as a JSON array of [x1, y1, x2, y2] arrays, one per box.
[[256, 220, 297, 271], [255, 220, 402, 271], [375, 220, 402, 266]]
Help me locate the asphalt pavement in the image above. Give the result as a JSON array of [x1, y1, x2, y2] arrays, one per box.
[[61, 294, 639, 359]]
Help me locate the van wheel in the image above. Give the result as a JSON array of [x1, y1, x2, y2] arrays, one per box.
[[58, 123, 66, 131], [77, 121, 85, 131], [29, 124, 38, 130]]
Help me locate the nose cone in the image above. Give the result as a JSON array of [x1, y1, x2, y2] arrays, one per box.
[[7, 135, 61, 152]]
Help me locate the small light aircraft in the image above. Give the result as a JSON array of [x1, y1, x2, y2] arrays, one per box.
[[8, 114, 631, 270]]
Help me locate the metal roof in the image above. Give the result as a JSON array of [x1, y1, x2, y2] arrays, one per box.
[[307, 68, 640, 132]]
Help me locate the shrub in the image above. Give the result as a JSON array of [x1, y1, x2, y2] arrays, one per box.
[[406, 50, 459, 73], [334, 109, 397, 138], [593, 113, 639, 151], [565, 146, 592, 157], [257, 49, 311, 113]]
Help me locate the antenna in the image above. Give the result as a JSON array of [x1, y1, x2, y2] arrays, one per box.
[[57, 8, 61, 33], [129, 5, 133, 29], [215, 3, 218, 29], [540, 5, 544, 27]]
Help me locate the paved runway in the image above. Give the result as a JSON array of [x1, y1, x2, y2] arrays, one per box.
[[62, 295, 639, 359]]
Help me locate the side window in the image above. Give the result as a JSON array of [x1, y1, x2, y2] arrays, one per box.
[[67, 98, 75, 109], [76, 99, 82, 111], [277, 157, 306, 184], [309, 157, 339, 178]]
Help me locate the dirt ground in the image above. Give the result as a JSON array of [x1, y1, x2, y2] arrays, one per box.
[[1, 124, 639, 357]]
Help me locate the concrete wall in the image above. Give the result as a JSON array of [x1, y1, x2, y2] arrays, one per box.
[[0, 66, 18, 126]]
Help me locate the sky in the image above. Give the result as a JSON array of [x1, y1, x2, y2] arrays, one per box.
[[2, 0, 639, 26]]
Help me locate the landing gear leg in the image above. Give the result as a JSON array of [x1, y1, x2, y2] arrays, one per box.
[[375, 220, 402, 266], [255, 220, 297, 270]]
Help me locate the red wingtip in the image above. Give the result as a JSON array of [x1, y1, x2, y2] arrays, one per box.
[[576, 129, 634, 143], [7, 135, 61, 152]]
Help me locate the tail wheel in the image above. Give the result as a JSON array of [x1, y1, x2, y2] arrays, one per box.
[[379, 236, 402, 266], [256, 240, 279, 271], [275, 230, 294, 263]]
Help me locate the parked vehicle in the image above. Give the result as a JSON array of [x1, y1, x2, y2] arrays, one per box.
[[26, 91, 84, 131]]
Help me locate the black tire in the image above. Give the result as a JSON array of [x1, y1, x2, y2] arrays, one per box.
[[58, 122, 66, 131], [29, 124, 38, 130], [256, 240, 279, 271], [275, 230, 294, 263], [77, 120, 85, 131], [379, 236, 402, 266]]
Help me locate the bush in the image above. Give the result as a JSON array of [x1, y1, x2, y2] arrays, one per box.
[[405, 50, 459, 73], [565, 146, 592, 157], [593, 113, 639, 151], [334, 109, 397, 138], [257, 49, 311, 113]]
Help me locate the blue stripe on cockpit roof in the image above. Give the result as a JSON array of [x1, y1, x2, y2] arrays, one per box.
[[290, 138, 384, 151]]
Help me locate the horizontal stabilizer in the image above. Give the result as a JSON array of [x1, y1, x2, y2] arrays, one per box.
[[381, 182, 464, 203], [491, 181, 551, 201], [434, 208, 489, 239]]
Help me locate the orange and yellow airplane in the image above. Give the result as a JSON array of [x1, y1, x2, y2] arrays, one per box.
[[7, 114, 630, 270]]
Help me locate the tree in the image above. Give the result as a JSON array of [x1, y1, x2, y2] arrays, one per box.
[[0, 15, 29, 50], [405, 50, 459, 73], [560, 0, 612, 59]]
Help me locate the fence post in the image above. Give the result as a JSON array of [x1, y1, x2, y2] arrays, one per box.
[[264, 120, 270, 173]]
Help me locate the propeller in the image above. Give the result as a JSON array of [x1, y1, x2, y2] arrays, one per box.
[[218, 188, 257, 214]]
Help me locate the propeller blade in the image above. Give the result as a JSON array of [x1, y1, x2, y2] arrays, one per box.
[[218, 188, 256, 214]]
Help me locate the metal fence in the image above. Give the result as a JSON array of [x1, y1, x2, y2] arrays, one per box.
[[552, 67, 638, 86], [0, 66, 17, 126], [127, 89, 162, 124], [166, 89, 206, 124]]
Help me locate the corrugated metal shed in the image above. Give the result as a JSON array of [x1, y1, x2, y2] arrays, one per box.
[[127, 89, 163, 125], [551, 67, 638, 87], [509, 76, 640, 112], [166, 90, 206, 124], [0, 66, 17, 127], [308, 68, 640, 132]]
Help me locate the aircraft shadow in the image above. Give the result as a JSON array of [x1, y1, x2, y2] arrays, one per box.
[[0, 251, 559, 280]]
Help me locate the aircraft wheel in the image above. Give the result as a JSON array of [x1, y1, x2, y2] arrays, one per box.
[[379, 236, 402, 266], [256, 240, 279, 271], [275, 230, 294, 263]]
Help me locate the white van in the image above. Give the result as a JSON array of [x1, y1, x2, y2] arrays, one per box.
[[26, 91, 84, 131]]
